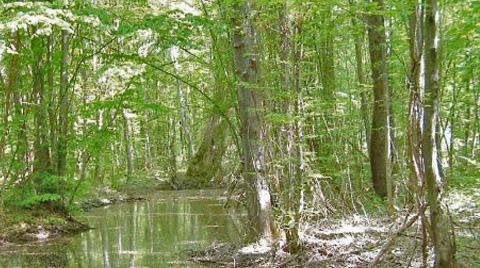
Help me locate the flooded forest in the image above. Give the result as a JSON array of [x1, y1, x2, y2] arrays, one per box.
[[0, 0, 479, 267]]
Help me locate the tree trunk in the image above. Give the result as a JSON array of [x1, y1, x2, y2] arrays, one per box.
[[318, 8, 337, 172], [185, 115, 227, 186], [167, 115, 177, 184], [366, 0, 391, 199], [47, 35, 57, 171], [144, 109, 153, 170], [171, 47, 193, 161], [57, 31, 70, 176], [233, 1, 277, 242], [123, 109, 134, 183], [423, 0, 456, 266], [319, 11, 336, 109], [32, 34, 51, 179], [0, 32, 20, 211], [278, 5, 302, 253], [350, 5, 370, 151], [406, 0, 424, 201]]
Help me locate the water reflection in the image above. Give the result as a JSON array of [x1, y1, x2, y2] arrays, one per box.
[[0, 190, 245, 268]]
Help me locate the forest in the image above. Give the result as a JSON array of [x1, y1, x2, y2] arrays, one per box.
[[0, 0, 479, 267]]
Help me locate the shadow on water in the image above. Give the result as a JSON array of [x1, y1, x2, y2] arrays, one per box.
[[0, 190, 246, 268]]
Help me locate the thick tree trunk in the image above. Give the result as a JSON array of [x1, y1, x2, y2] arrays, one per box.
[[366, 0, 391, 199], [423, 0, 456, 266], [233, 1, 277, 242], [185, 115, 227, 186]]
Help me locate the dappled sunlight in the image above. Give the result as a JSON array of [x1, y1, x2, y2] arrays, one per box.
[[0, 0, 478, 267]]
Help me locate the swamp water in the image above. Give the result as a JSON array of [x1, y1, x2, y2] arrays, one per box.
[[0, 190, 245, 267]]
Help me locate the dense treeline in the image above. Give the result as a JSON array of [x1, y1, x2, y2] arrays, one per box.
[[0, 0, 478, 266]]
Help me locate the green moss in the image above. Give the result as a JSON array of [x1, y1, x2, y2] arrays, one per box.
[[0, 207, 89, 244]]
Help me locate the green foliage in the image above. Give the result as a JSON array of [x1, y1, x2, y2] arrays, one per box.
[[20, 194, 61, 209], [449, 174, 480, 189], [362, 192, 389, 214], [5, 174, 78, 211], [44, 215, 67, 226]]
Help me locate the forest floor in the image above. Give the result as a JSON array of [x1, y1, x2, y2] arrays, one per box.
[[191, 186, 480, 267]]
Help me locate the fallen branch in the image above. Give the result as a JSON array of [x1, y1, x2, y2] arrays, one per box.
[[368, 205, 427, 268]]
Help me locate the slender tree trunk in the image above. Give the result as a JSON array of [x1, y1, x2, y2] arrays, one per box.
[[407, 0, 424, 199], [350, 6, 370, 151], [278, 5, 302, 252], [32, 34, 51, 179], [171, 47, 193, 161], [47, 35, 57, 170], [167, 115, 177, 184], [13, 89, 28, 182], [366, 0, 391, 200], [318, 8, 337, 172], [233, 1, 277, 242], [406, 4, 428, 264], [463, 77, 471, 157], [319, 11, 336, 110], [144, 109, 153, 170], [57, 31, 70, 176], [123, 109, 134, 183], [1, 32, 20, 211], [472, 83, 479, 158], [423, 0, 456, 265]]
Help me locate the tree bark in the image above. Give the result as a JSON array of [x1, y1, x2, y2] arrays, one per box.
[[350, 5, 370, 152], [171, 47, 193, 161], [57, 31, 70, 176], [0, 32, 21, 211], [185, 115, 227, 186], [278, 4, 302, 253], [366, 0, 391, 199], [233, 1, 277, 242], [123, 109, 134, 183], [32, 34, 51, 179], [406, 0, 424, 200], [423, 0, 456, 266]]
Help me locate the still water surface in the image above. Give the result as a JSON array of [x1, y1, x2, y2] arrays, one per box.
[[0, 190, 245, 268]]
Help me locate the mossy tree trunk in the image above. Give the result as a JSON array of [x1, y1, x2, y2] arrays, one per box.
[[185, 115, 227, 186], [233, 0, 278, 242]]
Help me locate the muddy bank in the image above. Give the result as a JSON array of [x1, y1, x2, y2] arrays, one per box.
[[0, 212, 89, 246], [0, 186, 148, 246], [78, 187, 147, 211]]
